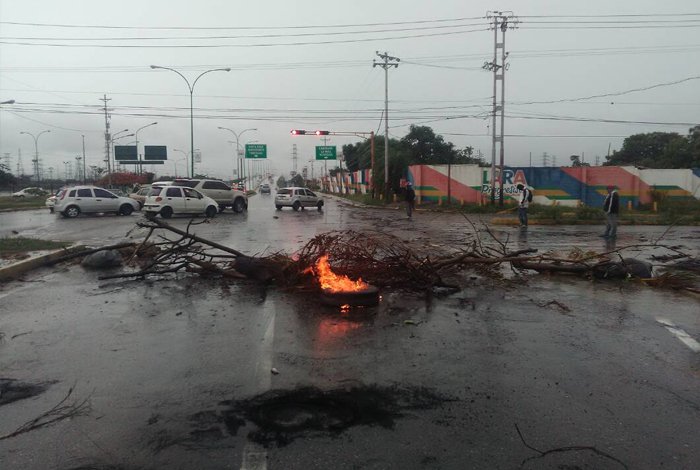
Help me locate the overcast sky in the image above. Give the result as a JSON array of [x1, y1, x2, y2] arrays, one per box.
[[0, 0, 698, 180]]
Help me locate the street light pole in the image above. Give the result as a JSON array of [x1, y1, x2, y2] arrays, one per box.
[[20, 130, 50, 184], [218, 127, 257, 187], [134, 122, 157, 175], [150, 65, 231, 178]]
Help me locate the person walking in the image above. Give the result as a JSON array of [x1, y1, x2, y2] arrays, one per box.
[[516, 183, 530, 227], [601, 184, 620, 238], [405, 181, 416, 219]]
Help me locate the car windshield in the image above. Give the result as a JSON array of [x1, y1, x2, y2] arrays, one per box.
[[277, 189, 292, 195], [148, 187, 163, 196]]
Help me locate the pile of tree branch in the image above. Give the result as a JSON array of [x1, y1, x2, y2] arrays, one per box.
[[70, 218, 697, 294]]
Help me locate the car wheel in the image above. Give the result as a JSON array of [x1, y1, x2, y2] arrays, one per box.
[[64, 205, 80, 218], [292, 201, 301, 212], [233, 197, 246, 213], [317, 201, 324, 211], [160, 206, 173, 219], [49, 207, 54, 213], [205, 205, 217, 218], [119, 204, 134, 216], [275, 205, 282, 210]]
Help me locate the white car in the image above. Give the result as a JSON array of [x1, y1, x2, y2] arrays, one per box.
[[274, 187, 324, 211], [53, 186, 140, 218], [12, 187, 45, 198], [143, 185, 219, 219]]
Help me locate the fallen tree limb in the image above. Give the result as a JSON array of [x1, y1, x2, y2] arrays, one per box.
[[0, 384, 90, 441], [46, 242, 136, 266], [138, 219, 246, 257]]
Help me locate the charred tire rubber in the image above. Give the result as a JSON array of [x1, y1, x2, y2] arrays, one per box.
[[205, 205, 217, 218], [233, 197, 247, 213], [292, 201, 301, 212], [119, 204, 134, 216], [160, 206, 173, 219], [276, 205, 282, 210], [145, 211, 157, 220], [63, 206, 80, 218]]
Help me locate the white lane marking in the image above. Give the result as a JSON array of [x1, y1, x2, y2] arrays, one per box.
[[657, 318, 700, 353], [240, 302, 276, 470]]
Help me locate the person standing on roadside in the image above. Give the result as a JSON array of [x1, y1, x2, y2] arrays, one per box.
[[516, 183, 530, 227], [405, 182, 416, 219], [601, 184, 620, 239]]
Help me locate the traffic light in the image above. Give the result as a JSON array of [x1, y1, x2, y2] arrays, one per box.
[[290, 129, 306, 135], [315, 130, 330, 136]]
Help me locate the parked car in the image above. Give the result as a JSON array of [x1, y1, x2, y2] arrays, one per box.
[[259, 183, 271, 194], [143, 185, 219, 219], [275, 187, 324, 211], [172, 178, 247, 213], [12, 187, 46, 198], [53, 186, 140, 218], [128, 185, 152, 209], [45, 188, 64, 213]]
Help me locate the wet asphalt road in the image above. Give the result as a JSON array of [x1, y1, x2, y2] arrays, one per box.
[[1, 195, 699, 470]]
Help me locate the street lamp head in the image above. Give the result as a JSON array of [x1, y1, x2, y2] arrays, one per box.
[[224, 68, 231, 72], [150, 65, 159, 69], [1, 99, 15, 105]]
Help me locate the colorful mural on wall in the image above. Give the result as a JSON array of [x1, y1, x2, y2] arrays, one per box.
[[405, 165, 700, 207], [321, 165, 700, 207]]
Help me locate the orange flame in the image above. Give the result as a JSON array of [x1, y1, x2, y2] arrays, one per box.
[[315, 255, 369, 293]]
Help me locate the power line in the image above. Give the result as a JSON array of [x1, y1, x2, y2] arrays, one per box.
[[0, 21, 490, 41], [0, 27, 488, 48], [512, 75, 700, 105], [0, 16, 485, 30]]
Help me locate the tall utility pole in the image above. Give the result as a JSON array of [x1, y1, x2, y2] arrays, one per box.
[[483, 11, 517, 206], [100, 95, 112, 187], [81, 135, 86, 183], [373, 51, 400, 200]]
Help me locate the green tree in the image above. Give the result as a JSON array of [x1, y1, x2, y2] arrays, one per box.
[[0, 162, 16, 188], [276, 175, 287, 188], [290, 174, 305, 187], [605, 131, 698, 168]]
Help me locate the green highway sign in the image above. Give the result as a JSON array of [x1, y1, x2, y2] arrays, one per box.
[[114, 145, 137, 161], [315, 146, 337, 160], [245, 144, 267, 159]]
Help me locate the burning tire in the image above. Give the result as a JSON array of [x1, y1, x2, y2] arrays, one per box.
[[320, 285, 380, 307]]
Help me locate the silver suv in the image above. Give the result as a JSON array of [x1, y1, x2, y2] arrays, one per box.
[[173, 178, 248, 213], [274, 187, 324, 211]]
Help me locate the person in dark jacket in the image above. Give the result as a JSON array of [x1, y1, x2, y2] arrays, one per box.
[[516, 183, 530, 227], [404, 182, 416, 219], [601, 185, 620, 238]]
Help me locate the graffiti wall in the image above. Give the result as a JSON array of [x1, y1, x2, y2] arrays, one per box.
[[404, 165, 700, 207]]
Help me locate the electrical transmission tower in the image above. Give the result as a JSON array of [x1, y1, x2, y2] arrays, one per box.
[[17, 148, 24, 176], [292, 144, 298, 175], [483, 11, 518, 206]]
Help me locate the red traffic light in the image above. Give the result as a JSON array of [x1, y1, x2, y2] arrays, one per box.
[[290, 129, 306, 135], [315, 130, 329, 136]]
